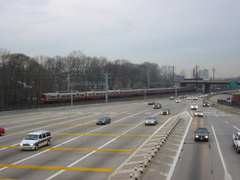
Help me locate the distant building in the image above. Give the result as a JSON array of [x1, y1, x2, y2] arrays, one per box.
[[198, 69, 209, 79]]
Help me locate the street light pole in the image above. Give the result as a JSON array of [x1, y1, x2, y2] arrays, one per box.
[[195, 65, 199, 91], [104, 73, 111, 103]]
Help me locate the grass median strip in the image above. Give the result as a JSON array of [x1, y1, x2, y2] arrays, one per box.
[[0, 146, 135, 152], [0, 164, 115, 172]]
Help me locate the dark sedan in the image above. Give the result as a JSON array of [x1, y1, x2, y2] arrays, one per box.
[[96, 116, 111, 125], [203, 101, 210, 107], [148, 102, 155, 105], [194, 127, 210, 142]]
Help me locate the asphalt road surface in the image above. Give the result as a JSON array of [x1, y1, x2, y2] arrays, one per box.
[[0, 95, 239, 180]]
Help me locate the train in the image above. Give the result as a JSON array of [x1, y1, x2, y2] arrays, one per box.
[[41, 87, 197, 103]]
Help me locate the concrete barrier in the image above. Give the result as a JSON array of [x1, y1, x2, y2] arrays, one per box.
[[107, 114, 184, 180]]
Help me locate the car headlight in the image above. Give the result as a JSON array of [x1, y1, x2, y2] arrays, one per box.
[[20, 143, 23, 146], [195, 135, 199, 138], [30, 144, 34, 146], [205, 136, 208, 138]]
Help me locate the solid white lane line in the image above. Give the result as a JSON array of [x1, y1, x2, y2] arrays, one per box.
[[211, 125, 232, 180], [233, 126, 240, 131], [166, 111, 192, 180]]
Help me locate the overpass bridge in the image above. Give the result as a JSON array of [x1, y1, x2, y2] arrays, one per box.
[[179, 80, 239, 93]]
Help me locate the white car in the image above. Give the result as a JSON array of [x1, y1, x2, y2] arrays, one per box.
[[194, 109, 203, 117], [161, 109, 170, 115], [192, 96, 198, 100], [20, 130, 52, 150], [187, 96, 192, 100], [200, 94, 205, 98], [191, 103, 198, 110], [175, 99, 181, 103]]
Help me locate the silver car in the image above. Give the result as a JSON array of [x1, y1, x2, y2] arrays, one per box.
[[191, 103, 198, 110], [194, 109, 203, 117], [145, 116, 158, 125], [161, 109, 170, 115]]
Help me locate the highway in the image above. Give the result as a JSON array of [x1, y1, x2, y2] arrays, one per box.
[[0, 95, 240, 180], [170, 95, 240, 180]]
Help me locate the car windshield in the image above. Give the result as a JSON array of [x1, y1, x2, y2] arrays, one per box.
[[146, 117, 155, 120], [25, 134, 38, 140], [196, 128, 207, 133], [162, 109, 168, 111], [196, 110, 202, 112], [98, 117, 106, 121]]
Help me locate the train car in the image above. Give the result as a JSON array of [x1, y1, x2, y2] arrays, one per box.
[[41, 91, 85, 103], [119, 89, 135, 97], [231, 93, 240, 105], [41, 87, 197, 103], [109, 89, 121, 97]]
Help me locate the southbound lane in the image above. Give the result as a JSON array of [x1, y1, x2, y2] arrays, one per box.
[[171, 103, 240, 180], [0, 97, 186, 180]]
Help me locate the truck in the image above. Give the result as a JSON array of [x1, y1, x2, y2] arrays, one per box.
[[231, 93, 240, 105], [232, 132, 240, 153]]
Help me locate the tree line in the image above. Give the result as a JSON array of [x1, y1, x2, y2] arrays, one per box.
[[0, 48, 180, 107]]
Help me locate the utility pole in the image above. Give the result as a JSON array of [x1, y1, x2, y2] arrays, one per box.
[[67, 74, 73, 106], [147, 76, 150, 88], [212, 68, 215, 80], [104, 73, 111, 103], [67, 74, 71, 91], [173, 65, 175, 86], [195, 65, 199, 91]]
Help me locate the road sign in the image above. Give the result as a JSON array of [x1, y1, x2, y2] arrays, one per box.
[[229, 81, 238, 87]]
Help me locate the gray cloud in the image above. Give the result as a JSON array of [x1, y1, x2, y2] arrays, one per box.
[[0, 0, 240, 78]]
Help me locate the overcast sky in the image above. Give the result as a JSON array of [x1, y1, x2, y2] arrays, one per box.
[[1, 0, 240, 78]]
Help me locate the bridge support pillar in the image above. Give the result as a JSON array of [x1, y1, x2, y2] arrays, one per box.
[[205, 84, 210, 93]]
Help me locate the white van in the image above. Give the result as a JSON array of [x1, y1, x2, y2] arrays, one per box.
[[20, 130, 52, 150]]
